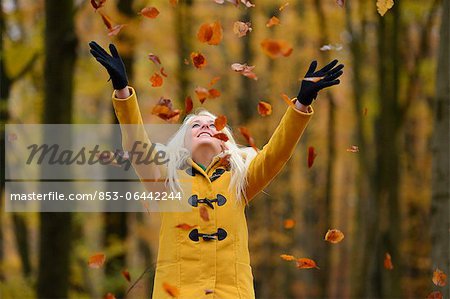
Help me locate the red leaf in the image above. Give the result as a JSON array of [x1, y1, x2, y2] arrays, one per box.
[[103, 293, 116, 299], [427, 291, 443, 299], [231, 63, 258, 80], [163, 282, 180, 297], [107, 24, 125, 36], [384, 252, 394, 270], [88, 253, 106, 269], [280, 254, 296, 261], [175, 223, 197, 230], [213, 133, 229, 142], [283, 219, 295, 229], [296, 258, 320, 269], [100, 12, 113, 30], [238, 127, 258, 152], [151, 98, 181, 122], [214, 115, 227, 131], [191, 52, 207, 69], [148, 53, 161, 65], [280, 93, 296, 108], [197, 22, 223, 45], [139, 7, 159, 19], [160, 67, 168, 78], [91, 0, 106, 10], [199, 206, 210, 221], [432, 268, 447, 287], [121, 270, 131, 282], [307, 146, 317, 168], [185, 96, 193, 114], [209, 76, 221, 86], [150, 73, 163, 87], [324, 229, 345, 244], [266, 16, 280, 28], [261, 38, 293, 59], [257, 101, 272, 116]]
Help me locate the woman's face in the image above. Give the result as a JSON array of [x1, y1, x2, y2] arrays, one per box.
[[185, 115, 224, 156]]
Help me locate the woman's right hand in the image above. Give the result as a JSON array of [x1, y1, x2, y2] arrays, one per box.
[[89, 41, 129, 91]]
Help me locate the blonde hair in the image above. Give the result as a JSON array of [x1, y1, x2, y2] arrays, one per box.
[[161, 108, 257, 204]]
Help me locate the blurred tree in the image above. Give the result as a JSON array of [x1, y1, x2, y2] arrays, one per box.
[[37, 0, 77, 297]]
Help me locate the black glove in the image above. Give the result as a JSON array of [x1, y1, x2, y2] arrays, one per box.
[[89, 41, 129, 90], [297, 59, 344, 106]]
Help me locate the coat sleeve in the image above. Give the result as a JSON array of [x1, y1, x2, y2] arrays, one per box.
[[111, 87, 167, 182], [244, 100, 313, 201]]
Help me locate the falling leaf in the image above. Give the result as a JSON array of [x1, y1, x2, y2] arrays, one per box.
[[233, 21, 252, 37], [160, 67, 168, 77], [100, 13, 125, 36], [377, 0, 394, 16], [231, 63, 258, 80], [148, 53, 161, 65], [240, 0, 255, 8], [205, 289, 214, 295], [150, 73, 163, 87], [296, 258, 320, 269], [324, 229, 345, 244], [302, 76, 325, 83], [218, 154, 232, 170], [281, 93, 296, 108], [279, 2, 289, 11], [191, 52, 207, 69], [175, 223, 197, 230], [346, 145, 359, 153], [280, 254, 296, 261], [213, 133, 229, 142], [107, 24, 125, 36], [104, 293, 116, 299], [121, 270, 131, 282], [427, 291, 443, 299], [283, 219, 295, 229], [320, 44, 343, 51], [163, 282, 180, 297], [214, 115, 227, 131], [91, 0, 106, 11], [261, 38, 293, 59], [209, 76, 221, 86], [266, 16, 280, 28], [185, 96, 193, 114], [88, 253, 106, 269], [239, 127, 258, 152], [384, 252, 394, 270], [151, 98, 181, 122], [195, 87, 221, 104], [432, 268, 447, 287], [336, 0, 345, 7], [139, 7, 159, 18], [208, 89, 221, 99], [169, 0, 178, 6], [197, 21, 223, 45], [307, 146, 317, 168], [200, 206, 210, 221], [257, 101, 272, 116]]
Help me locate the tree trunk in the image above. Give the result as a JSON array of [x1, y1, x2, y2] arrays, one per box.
[[430, 0, 449, 297], [37, 0, 77, 297]]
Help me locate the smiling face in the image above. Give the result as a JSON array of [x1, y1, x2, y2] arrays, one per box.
[[185, 115, 224, 157]]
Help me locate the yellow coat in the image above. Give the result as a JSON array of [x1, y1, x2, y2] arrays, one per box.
[[112, 87, 314, 299]]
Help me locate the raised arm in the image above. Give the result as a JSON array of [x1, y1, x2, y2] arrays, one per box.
[[89, 41, 165, 183], [244, 59, 344, 201]]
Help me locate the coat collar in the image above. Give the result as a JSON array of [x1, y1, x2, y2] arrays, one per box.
[[185, 154, 230, 178]]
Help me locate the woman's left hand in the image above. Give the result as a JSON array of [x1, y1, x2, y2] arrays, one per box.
[[296, 59, 344, 106]]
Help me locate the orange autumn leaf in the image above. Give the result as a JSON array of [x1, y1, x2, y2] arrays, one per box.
[[384, 252, 394, 270], [239, 127, 258, 152], [231, 63, 258, 80], [121, 269, 131, 282], [283, 219, 295, 229], [104, 293, 116, 299], [197, 21, 223, 45], [302, 76, 325, 83], [279, 2, 289, 11], [257, 101, 272, 116], [108, 24, 126, 36], [88, 253, 106, 269], [281, 93, 296, 108], [100, 13, 125, 36], [148, 53, 161, 65], [233, 21, 252, 37], [296, 258, 320, 269], [209, 76, 221, 86], [213, 133, 229, 142], [100, 12, 113, 29], [240, 0, 255, 8], [261, 38, 293, 59], [209, 89, 221, 99], [91, 0, 106, 10], [280, 254, 296, 261], [163, 282, 180, 297], [150, 73, 163, 87], [346, 145, 359, 153], [191, 52, 207, 69], [427, 291, 443, 299], [214, 115, 227, 131], [185, 96, 193, 114], [377, 0, 394, 16], [266, 16, 280, 28], [160, 67, 168, 77], [169, 0, 178, 6], [432, 268, 448, 287], [175, 223, 197, 230], [308, 146, 317, 168], [324, 229, 345, 244], [139, 7, 159, 19], [151, 98, 181, 122], [199, 206, 210, 221], [195, 87, 220, 104]]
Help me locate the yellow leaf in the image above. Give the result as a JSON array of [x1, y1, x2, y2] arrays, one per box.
[[376, 0, 394, 16]]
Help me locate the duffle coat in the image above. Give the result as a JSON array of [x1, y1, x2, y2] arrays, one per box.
[[112, 87, 313, 298]]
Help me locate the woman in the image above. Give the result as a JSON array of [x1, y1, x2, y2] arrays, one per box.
[[89, 41, 343, 299]]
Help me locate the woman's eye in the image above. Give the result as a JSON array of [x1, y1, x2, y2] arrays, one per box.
[[210, 124, 216, 128], [192, 124, 200, 128]]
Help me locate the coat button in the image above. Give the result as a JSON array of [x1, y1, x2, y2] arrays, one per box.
[[188, 195, 198, 207], [189, 229, 199, 242], [216, 194, 226, 206], [217, 228, 227, 241], [210, 168, 226, 182]]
